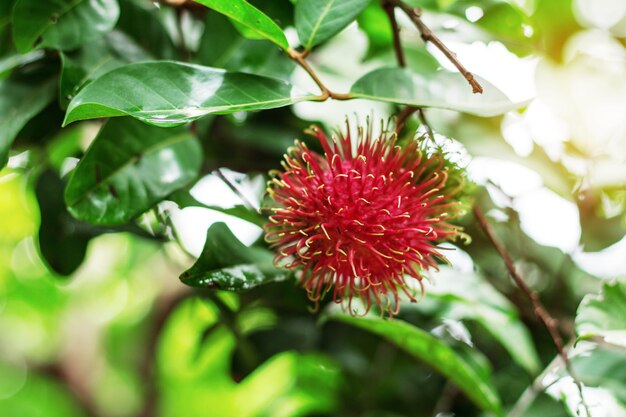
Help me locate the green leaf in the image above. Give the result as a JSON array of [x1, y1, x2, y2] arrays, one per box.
[[65, 117, 202, 225], [350, 67, 522, 117], [180, 222, 287, 291], [578, 190, 626, 251], [12, 0, 120, 53], [59, 33, 151, 107], [36, 170, 94, 276], [193, 0, 289, 50], [63, 61, 314, 127], [329, 313, 503, 416], [295, 0, 371, 51], [158, 297, 340, 417], [0, 72, 57, 169], [429, 269, 541, 375], [576, 279, 626, 348], [571, 346, 626, 404], [246, 0, 294, 28]]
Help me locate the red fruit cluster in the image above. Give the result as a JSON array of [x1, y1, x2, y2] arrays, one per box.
[[265, 123, 465, 316]]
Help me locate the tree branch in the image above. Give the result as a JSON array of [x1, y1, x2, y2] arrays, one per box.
[[288, 49, 351, 101], [395, 106, 419, 134], [389, 0, 483, 94], [417, 108, 435, 141], [381, 0, 420, 136], [215, 168, 258, 211], [381, 0, 439, 139], [382, 0, 406, 67], [472, 205, 591, 417]]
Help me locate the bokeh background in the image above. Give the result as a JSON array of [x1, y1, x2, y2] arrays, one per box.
[[1, 0, 625, 416]]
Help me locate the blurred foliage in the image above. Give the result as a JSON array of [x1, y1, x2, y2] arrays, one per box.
[[0, 0, 625, 416]]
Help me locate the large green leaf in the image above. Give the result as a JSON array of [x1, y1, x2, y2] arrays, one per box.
[[193, 0, 289, 50], [576, 279, 626, 348], [429, 268, 540, 375], [329, 313, 503, 416], [65, 118, 202, 225], [59, 33, 152, 107], [63, 61, 314, 127], [295, 0, 370, 51], [180, 222, 287, 291], [12, 0, 120, 53], [350, 67, 523, 117], [0, 72, 57, 169], [157, 297, 340, 417]]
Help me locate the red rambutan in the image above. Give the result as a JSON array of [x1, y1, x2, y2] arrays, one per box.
[[264, 121, 467, 316]]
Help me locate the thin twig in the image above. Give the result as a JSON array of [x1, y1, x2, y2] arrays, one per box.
[[382, 0, 406, 67], [395, 106, 419, 134], [417, 108, 435, 142], [216, 168, 258, 211], [390, 0, 483, 94], [288, 49, 351, 100], [382, 0, 417, 136], [472, 205, 592, 417], [382, 0, 435, 139]]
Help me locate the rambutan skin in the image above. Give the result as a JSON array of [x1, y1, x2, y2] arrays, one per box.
[[264, 123, 466, 316]]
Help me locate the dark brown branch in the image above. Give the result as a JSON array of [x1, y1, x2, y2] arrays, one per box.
[[472, 205, 591, 416], [395, 106, 419, 135], [382, 0, 437, 139], [381, 0, 418, 136], [390, 0, 483, 94], [382, 0, 406, 67]]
